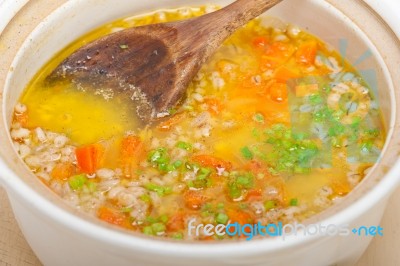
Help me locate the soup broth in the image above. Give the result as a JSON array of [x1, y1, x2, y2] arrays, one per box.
[[10, 6, 385, 240]]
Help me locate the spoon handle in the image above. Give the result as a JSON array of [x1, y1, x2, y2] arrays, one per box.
[[217, 0, 283, 32], [183, 0, 283, 56]]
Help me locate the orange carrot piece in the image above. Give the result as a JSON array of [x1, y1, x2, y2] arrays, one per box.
[[51, 162, 76, 181], [296, 41, 318, 65], [252, 36, 268, 49], [226, 209, 255, 234], [274, 66, 300, 83], [246, 160, 265, 174], [264, 42, 294, 59], [121, 135, 142, 158], [246, 189, 263, 201], [204, 98, 223, 116], [183, 190, 208, 210], [157, 113, 185, 131], [97, 206, 127, 227], [269, 82, 288, 103], [75, 143, 104, 174], [227, 209, 254, 225], [191, 154, 232, 171], [246, 160, 274, 177], [166, 213, 185, 232]]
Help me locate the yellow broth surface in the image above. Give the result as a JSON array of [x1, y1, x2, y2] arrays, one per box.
[[11, 6, 385, 240]]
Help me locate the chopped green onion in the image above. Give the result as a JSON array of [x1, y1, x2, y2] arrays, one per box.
[[159, 214, 168, 224], [289, 198, 298, 206], [215, 213, 229, 224], [328, 123, 345, 137], [121, 207, 133, 213], [140, 194, 151, 202], [309, 94, 323, 105], [148, 148, 168, 163], [360, 141, 373, 154], [143, 226, 154, 235], [201, 210, 213, 217], [183, 105, 194, 111], [227, 172, 254, 199], [351, 116, 362, 128], [236, 175, 253, 188], [241, 146, 254, 160], [364, 128, 380, 137], [151, 223, 166, 234], [202, 203, 212, 210], [176, 141, 192, 151], [228, 183, 242, 199], [173, 160, 183, 168], [168, 108, 177, 115], [119, 44, 129, 49], [264, 200, 276, 211], [68, 174, 87, 190], [144, 183, 172, 196], [252, 128, 261, 138], [172, 232, 183, 239], [253, 113, 265, 123], [145, 216, 158, 224]]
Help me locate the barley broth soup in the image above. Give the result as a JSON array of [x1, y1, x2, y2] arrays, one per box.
[[10, 6, 385, 240]]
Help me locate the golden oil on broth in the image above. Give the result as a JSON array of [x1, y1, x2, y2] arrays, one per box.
[[19, 6, 211, 147]]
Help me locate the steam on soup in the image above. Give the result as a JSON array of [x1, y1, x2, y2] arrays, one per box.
[[10, 6, 384, 240]]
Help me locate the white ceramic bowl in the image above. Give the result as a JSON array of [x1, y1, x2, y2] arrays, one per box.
[[0, 0, 399, 265]]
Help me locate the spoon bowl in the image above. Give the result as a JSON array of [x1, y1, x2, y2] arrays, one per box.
[[48, 0, 282, 121]]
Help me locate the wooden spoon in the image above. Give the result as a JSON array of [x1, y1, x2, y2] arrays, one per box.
[[48, 0, 282, 121]]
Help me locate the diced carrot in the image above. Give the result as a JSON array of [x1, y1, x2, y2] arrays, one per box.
[[51, 162, 76, 181], [227, 209, 254, 225], [204, 98, 223, 116], [121, 135, 142, 158], [183, 190, 208, 210], [120, 135, 144, 177], [166, 212, 185, 232], [274, 66, 300, 83], [157, 113, 185, 131], [260, 56, 281, 70], [75, 143, 104, 174], [296, 41, 318, 65], [252, 36, 268, 49], [97, 206, 127, 227], [269, 82, 288, 103], [259, 43, 295, 71], [191, 154, 232, 171], [226, 209, 255, 234], [264, 42, 295, 59], [246, 189, 263, 201], [246, 160, 264, 174], [245, 160, 272, 177]]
